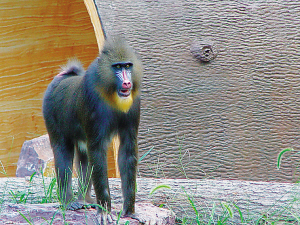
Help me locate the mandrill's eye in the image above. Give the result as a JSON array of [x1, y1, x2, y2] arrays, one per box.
[[112, 62, 132, 69]]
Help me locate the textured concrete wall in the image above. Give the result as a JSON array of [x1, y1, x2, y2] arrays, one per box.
[[96, 0, 300, 182]]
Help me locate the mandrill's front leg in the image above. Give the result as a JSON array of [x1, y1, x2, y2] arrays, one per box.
[[88, 141, 116, 224], [118, 128, 146, 224]]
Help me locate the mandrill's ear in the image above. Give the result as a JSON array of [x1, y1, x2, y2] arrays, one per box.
[[101, 49, 109, 55]]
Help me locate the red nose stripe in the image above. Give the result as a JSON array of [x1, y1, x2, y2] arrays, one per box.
[[122, 69, 128, 80]]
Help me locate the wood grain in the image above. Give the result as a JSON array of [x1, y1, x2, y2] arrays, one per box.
[[83, 0, 105, 50]]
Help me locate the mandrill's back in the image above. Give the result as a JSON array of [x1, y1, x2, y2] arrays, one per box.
[[43, 60, 85, 101], [42, 60, 86, 137]]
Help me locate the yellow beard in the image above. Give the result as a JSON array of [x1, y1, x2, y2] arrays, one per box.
[[112, 92, 133, 113], [101, 90, 133, 113]]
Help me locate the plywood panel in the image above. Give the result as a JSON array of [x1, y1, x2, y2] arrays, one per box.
[[0, 0, 105, 176]]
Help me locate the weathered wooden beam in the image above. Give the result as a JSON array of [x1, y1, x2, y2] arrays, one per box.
[[0, 178, 298, 223], [83, 0, 105, 50]]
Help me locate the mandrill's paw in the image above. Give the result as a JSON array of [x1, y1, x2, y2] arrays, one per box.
[[76, 197, 97, 209], [97, 212, 116, 225], [66, 201, 86, 210], [122, 213, 146, 224], [57, 201, 88, 211]]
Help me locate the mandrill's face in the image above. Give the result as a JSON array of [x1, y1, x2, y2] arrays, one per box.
[[112, 61, 133, 98]]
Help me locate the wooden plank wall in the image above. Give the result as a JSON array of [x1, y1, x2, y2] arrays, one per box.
[[96, 0, 300, 182], [0, 0, 101, 176]]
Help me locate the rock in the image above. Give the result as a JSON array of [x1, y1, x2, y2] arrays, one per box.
[[115, 202, 175, 225], [0, 202, 175, 225], [16, 134, 54, 177]]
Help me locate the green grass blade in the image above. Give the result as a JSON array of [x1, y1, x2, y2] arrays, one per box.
[[138, 146, 154, 163], [181, 187, 201, 225], [18, 211, 33, 225], [233, 203, 244, 223], [116, 209, 123, 225], [277, 148, 293, 169], [149, 184, 171, 196], [208, 202, 216, 225], [29, 172, 36, 182], [221, 202, 233, 218]]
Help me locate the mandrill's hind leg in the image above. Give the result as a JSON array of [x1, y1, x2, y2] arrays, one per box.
[[75, 142, 95, 206], [49, 136, 76, 210]]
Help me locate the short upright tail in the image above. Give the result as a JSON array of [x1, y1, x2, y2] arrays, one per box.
[[58, 59, 85, 77]]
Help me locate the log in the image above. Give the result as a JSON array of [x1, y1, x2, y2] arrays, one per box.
[[0, 177, 298, 224]]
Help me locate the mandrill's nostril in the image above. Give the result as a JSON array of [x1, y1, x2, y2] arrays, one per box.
[[122, 80, 132, 89]]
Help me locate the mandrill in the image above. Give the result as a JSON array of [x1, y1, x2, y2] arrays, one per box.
[[43, 37, 144, 223]]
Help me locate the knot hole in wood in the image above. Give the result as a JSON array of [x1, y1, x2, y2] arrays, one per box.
[[190, 39, 218, 62]]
